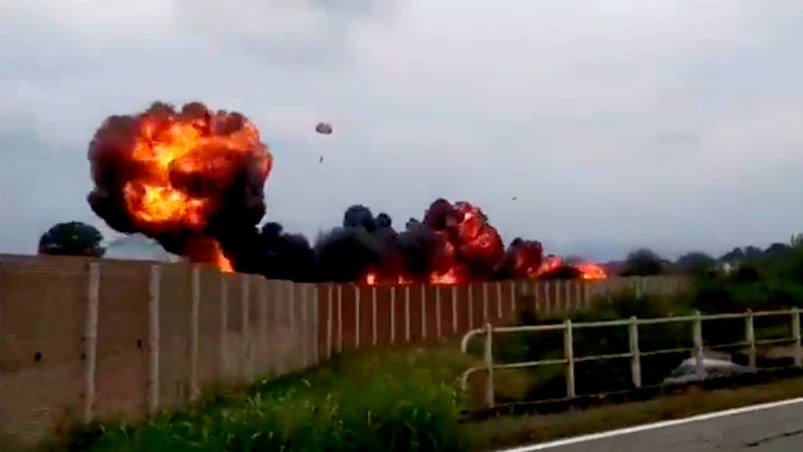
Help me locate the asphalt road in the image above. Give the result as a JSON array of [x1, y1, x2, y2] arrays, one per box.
[[503, 398, 803, 452]]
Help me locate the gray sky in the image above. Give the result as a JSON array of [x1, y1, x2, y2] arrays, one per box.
[[2, 0, 802, 261]]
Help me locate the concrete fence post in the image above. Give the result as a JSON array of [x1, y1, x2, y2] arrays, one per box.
[[564, 319, 576, 398], [403, 286, 411, 342], [467, 284, 474, 329], [218, 273, 228, 382], [354, 286, 361, 349], [435, 287, 443, 338], [451, 286, 458, 334], [628, 316, 641, 388], [240, 276, 252, 382], [583, 280, 591, 309], [257, 278, 269, 374], [147, 264, 161, 417], [745, 309, 756, 370], [418, 285, 426, 340], [563, 280, 570, 311], [495, 281, 503, 319], [326, 285, 333, 360], [300, 283, 309, 368], [188, 265, 200, 402], [482, 283, 489, 322], [336, 285, 343, 353], [372, 286, 378, 346], [389, 286, 396, 344], [508, 281, 516, 315], [82, 262, 100, 424], [311, 284, 320, 365], [287, 280, 295, 330]]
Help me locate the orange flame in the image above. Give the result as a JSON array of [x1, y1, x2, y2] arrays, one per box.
[[111, 106, 271, 271]]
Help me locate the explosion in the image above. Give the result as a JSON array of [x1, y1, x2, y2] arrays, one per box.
[[87, 102, 272, 271], [316, 200, 606, 285], [86, 101, 606, 284]]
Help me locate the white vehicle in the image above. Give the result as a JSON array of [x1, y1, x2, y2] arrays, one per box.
[[663, 356, 753, 385]]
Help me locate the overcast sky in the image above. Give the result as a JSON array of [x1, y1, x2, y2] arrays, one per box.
[[1, 0, 802, 261]]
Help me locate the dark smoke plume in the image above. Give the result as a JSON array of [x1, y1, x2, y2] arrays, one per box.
[[86, 101, 600, 283]]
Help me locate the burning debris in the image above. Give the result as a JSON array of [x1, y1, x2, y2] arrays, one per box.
[[87, 101, 606, 284]]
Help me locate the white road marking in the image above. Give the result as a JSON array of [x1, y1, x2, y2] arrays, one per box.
[[494, 396, 803, 452]]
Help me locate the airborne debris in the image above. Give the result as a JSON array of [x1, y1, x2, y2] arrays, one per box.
[[315, 122, 333, 135]]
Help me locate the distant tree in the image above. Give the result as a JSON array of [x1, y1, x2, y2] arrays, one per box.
[[38, 221, 105, 257], [719, 247, 745, 263], [764, 242, 792, 259], [620, 248, 665, 276], [675, 251, 716, 275]]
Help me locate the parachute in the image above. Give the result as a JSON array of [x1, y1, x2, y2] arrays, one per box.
[[315, 122, 333, 135]]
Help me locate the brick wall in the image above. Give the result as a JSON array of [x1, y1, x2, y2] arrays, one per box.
[[0, 253, 686, 450]]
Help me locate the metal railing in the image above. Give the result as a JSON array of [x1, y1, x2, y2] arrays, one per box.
[[460, 308, 803, 408]]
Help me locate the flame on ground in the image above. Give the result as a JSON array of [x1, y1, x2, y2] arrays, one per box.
[[360, 200, 606, 285]]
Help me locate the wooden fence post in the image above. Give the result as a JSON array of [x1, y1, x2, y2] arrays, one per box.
[[564, 319, 576, 398], [693, 310, 704, 374], [147, 264, 161, 417], [82, 262, 100, 424], [483, 323, 495, 409], [793, 307, 802, 368], [628, 316, 641, 388], [745, 309, 756, 370]]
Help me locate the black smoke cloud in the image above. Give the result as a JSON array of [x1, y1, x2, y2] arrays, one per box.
[[220, 198, 534, 283]]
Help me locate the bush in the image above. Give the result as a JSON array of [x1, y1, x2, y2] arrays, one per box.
[[69, 351, 468, 452], [496, 245, 803, 402]]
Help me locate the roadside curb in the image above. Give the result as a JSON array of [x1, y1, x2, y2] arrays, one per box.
[[460, 366, 803, 421]]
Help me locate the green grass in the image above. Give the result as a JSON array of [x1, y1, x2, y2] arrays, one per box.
[[66, 345, 481, 452]]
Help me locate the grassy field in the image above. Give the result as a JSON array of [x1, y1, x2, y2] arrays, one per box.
[[62, 338, 803, 452]]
